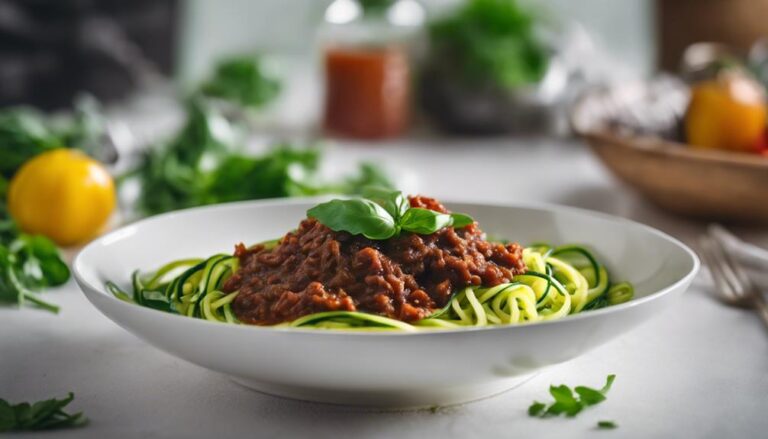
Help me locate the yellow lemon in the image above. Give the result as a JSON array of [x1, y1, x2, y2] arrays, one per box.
[[8, 148, 116, 246]]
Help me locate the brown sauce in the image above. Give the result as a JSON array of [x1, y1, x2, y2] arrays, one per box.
[[224, 196, 526, 325]]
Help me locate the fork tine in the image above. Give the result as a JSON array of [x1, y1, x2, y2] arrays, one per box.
[[698, 235, 737, 300], [705, 234, 750, 297], [704, 230, 768, 330], [707, 227, 754, 292]]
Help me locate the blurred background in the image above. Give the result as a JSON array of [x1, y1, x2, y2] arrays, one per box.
[[2, 0, 768, 252]]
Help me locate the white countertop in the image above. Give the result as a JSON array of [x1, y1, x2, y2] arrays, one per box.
[[3, 138, 768, 439]]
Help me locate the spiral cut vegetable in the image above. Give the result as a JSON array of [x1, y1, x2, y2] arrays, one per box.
[[107, 255, 240, 323], [108, 243, 633, 330]]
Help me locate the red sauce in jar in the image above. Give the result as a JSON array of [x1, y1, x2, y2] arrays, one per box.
[[323, 46, 410, 139]]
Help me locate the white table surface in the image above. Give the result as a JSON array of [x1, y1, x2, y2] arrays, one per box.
[[3, 138, 768, 439]]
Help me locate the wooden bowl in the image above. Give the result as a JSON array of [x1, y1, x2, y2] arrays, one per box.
[[572, 80, 768, 224]]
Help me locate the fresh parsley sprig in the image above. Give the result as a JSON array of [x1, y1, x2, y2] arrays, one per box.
[[0, 187, 70, 313], [0, 393, 87, 432], [528, 374, 616, 419], [307, 189, 474, 240]]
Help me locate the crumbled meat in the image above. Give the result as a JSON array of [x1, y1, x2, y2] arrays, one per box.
[[224, 196, 526, 325]]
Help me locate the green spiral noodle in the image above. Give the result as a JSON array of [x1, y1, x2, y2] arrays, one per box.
[[107, 243, 633, 330]]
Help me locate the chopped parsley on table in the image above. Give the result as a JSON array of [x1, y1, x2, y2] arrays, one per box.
[[0, 393, 86, 432], [528, 374, 616, 419]]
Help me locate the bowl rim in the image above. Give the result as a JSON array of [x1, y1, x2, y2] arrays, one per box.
[[74, 197, 700, 337], [580, 129, 768, 169]]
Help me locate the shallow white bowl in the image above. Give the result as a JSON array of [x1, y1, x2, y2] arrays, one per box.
[[74, 198, 699, 408]]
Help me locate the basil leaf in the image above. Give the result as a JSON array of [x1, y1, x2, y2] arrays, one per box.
[[362, 187, 409, 221], [597, 420, 618, 429], [450, 213, 474, 228], [400, 208, 454, 235], [308, 199, 396, 240]]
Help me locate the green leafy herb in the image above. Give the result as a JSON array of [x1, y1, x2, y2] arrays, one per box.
[[199, 56, 280, 110], [528, 374, 616, 419], [428, 0, 548, 89], [0, 109, 62, 179], [307, 199, 397, 240], [307, 191, 474, 240], [528, 401, 546, 416], [0, 393, 87, 432], [597, 420, 618, 429], [362, 187, 410, 221], [131, 100, 394, 216], [400, 208, 454, 235], [575, 385, 607, 406], [0, 229, 70, 313], [0, 100, 107, 179], [359, 0, 393, 15], [449, 213, 475, 228]]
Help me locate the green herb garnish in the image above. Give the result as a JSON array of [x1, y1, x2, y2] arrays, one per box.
[[307, 190, 473, 240], [597, 420, 618, 429], [428, 0, 548, 89], [0, 100, 107, 178], [199, 56, 280, 110], [0, 393, 87, 432], [131, 100, 394, 216], [528, 374, 616, 419], [0, 230, 71, 313]]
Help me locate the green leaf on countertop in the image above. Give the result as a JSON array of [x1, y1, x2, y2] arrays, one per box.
[[0, 225, 70, 313], [0, 393, 87, 432], [597, 420, 618, 429], [546, 384, 582, 417], [600, 374, 616, 394], [529, 374, 617, 420], [528, 401, 546, 416], [574, 385, 607, 406]]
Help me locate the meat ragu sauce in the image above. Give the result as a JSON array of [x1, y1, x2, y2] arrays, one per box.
[[224, 196, 526, 325]]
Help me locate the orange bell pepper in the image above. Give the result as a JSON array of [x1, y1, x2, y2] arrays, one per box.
[[685, 71, 768, 153]]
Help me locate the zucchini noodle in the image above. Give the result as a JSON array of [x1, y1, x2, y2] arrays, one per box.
[[108, 243, 633, 330]]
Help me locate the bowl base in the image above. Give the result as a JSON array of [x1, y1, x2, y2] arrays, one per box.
[[231, 373, 539, 410]]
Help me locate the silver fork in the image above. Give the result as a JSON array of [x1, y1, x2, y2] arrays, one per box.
[[699, 231, 768, 330]]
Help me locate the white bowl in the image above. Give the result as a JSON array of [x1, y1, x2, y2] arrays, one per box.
[[74, 198, 699, 408]]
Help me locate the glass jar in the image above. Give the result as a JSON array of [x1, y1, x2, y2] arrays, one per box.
[[320, 0, 425, 140]]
